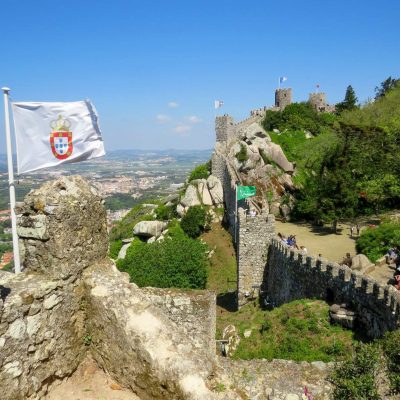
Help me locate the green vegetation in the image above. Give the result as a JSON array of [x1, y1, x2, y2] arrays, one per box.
[[109, 203, 157, 242], [154, 204, 178, 220], [235, 143, 248, 163], [375, 76, 400, 99], [188, 161, 211, 182], [117, 235, 208, 289], [109, 239, 123, 259], [382, 330, 400, 394], [336, 85, 358, 114], [262, 102, 336, 135], [180, 205, 207, 238], [330, 343, 381, 400], [104, 193, 143, 211], [218, 299, 356, 362], [356, 222, 400, 263]]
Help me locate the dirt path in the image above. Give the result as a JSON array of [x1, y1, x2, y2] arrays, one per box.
[[275, 220, 357, 263], [46, 356, 140, 400]]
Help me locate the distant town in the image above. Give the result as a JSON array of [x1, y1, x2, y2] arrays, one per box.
[[0, 149, 211, 269]]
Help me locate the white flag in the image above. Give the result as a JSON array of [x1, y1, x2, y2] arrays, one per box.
[[279, 76, 287, 84], [12, 100, 105, 174], [214, 100, 224, 109]]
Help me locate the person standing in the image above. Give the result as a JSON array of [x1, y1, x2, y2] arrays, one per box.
[[350, 225, 355, 238], [356, 223, 361, 236]]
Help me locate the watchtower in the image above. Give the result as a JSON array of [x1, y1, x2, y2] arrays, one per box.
[[275, 88, 292, 110], [215, 115, 234, 143], [309, 92, 328, 112]]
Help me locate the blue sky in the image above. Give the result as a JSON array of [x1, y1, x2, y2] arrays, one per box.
[[0, 0, 399, 151]]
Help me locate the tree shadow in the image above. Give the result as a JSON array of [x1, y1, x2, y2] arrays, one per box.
[[216, 291, 237, 312]]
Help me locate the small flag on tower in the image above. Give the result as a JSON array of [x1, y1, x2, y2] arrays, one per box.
[[214, 100, 224, 109], [279, 76, 288, 84]]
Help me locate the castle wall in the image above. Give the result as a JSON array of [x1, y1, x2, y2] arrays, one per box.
[[0, 176, 106, 400], [265, 239, 400, 338], [237, 211, 275, 307], [0, 177, 218, 400], [308, 92, 328, 112], [211, 150, 237, 237]]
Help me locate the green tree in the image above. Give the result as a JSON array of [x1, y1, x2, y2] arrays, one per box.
[[329, 343, 381, 400], [181, 205, 207, 238], [296, 124, 359, 231], [117, 236, 208, 289], [336, 85, 358, 114], [375, 76, 399, 99], [188, 161, 211, 182]]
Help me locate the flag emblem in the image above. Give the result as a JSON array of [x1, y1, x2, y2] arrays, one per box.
[[49, 115, 73, 160]]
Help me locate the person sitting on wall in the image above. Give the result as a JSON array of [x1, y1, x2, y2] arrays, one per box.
[[386, 247, 398, 264], [342, 253, 352, 268], [300, 246, 308, 255]]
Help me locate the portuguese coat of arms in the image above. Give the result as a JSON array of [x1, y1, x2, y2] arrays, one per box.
[[50, 115, 73, 160]]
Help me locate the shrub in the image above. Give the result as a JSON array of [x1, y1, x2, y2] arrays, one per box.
[[181, 206, 207, 238], [109, 239, 123, 259], [382, 330, 400, 393], [356, 222, 400, 262], [155, 204, 178, 221], [235, 144, 248, 163], [117, 235, 208, 289], [188, 161, 211, 182], [109, 203, 157, 242], [329, 343, 381, 400]]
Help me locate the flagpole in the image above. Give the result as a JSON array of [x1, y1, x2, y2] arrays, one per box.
[[235, 184, 238, 244], [2, 87, 21, 274]]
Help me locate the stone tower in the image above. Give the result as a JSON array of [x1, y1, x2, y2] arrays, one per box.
[[215, 115, 234, 143], [275, 88, 292, 110], [309, 92, 328, 112]]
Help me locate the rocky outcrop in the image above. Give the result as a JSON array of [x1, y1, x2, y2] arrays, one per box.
[[0, 177, 221, 400], [178, 175, 224, 212], [351, 254, 375, 273], [133, 220, 167, 238], [181, 184, 201, 208]]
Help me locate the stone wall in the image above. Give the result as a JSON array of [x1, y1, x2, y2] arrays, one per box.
[[275, 88, 292, 110], [237, 211, 275, 307], [0, 176, 106, 399], [211, 150, 237, 238], [265, 239, 400, 337], [215, 115, 234, 143], [0, 176, 220, 400]]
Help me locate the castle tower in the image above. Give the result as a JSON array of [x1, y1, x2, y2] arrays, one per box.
[[275, 88, 292, 110], [215, 115, 234, 143], [309, 92, 328, 112]]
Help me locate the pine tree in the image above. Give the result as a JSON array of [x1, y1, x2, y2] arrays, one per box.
[[375, 76, 399, 99], [336, 85, 358, 114]]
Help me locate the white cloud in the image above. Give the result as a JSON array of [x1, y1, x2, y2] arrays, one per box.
[[168, 101, 179, 108], [156, 114, 171, 123], [185, 115, 202, 124], [174, 124, 191, 135]]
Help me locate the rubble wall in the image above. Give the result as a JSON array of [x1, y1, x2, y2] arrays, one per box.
[[265, 239, 400, 337], [0, 176, 219, 400], [0, 176, 106, 400]]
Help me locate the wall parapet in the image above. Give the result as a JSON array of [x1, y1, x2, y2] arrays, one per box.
[[266, 238, 400, 337]]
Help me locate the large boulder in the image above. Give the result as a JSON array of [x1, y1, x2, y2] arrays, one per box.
[[207, 175, 223, 205], [197, 180, 213, 206], [181, 184, 201, 207], [133, 220, 167, 238], [263, 143, 294, 173], [351, 254, 374, 273], [241, 122, 270, 142]]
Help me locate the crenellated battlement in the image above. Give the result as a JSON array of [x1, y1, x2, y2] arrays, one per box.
[[266, 238, 400, 337]]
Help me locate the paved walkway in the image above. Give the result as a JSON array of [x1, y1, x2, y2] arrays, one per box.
[[275, 220, 357, 263]]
